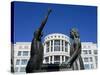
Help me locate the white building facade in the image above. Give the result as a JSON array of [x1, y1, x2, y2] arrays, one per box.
[[12, 33, 98, 73], [13, 42, 31, 73], [81, 42, 97, 69]]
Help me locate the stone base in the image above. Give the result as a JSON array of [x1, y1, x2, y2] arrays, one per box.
[[26, 64, 71, 73]]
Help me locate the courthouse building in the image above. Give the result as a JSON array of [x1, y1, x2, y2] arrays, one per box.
[[12, 33, 98, 73]]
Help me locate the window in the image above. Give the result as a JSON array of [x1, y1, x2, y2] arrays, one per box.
[[54, 40, 60, 45], [83, 50, 88, 54], [51, 40, 53, 45], [65, 47, 68, 52], [50, 56, 52, 61], [84, 64, 90, 69], [90, 64, 94, 69], [46, 42, 49, 47], [23, 51, 28, 56], [46, 47, 49, 52], [20, 67, 25, 72], [54, 55, 60, 64], [54, 56, 60, 61], [51, 40, 53, 52], [65, 56, 68, 62], [95, 56, 98, 67], [54, 46, 60, 51], [62, 46, 64, 51], [21, 59, 27, 65], [84, 57, 88, 62], [62, 40, 64, 51], [90, 57, 93, 62], [89, 50, 92, 54], [15, 67, 18, 72], [95, 56, 97, 61], [94, 50, 97, 54], [54, 40, 60, 51], [45, 57, 49, 62], [18, 51, 22, 56], [65, 42, 67, 46], [51, 46, 53, 52], [16, 59, 20, 65], [62, 40, 63, 45], [65, 42, 68, 52]]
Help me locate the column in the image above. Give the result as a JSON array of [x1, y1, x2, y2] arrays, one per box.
[[63, 41, 65, 52], [60, 40, 62, 51], [62, 40, 63, 51], [52, 55, 54, 64], [49, 41, 51, 52], [60, 56, 62, 64], [49, 56, 50, 64], [53, 40, 54, 52], [43, 57, 46, 63], [68, 44, 70, 56], [64, 56, 65, 62]]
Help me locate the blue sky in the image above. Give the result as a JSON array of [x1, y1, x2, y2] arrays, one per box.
[[12, 1, 97, 43]]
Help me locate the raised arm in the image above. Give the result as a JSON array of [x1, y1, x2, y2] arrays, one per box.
[[38, 9, 52, 35]]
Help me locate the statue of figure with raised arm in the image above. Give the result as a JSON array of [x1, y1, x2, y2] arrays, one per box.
[[65, 28, 84, 70], [26, 9, 52, 73]]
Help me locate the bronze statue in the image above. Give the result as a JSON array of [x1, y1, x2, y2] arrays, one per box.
[[65, 28, 84, 70], [26, 9, 52, 73]]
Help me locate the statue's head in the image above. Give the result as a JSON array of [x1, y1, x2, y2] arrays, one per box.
[[70, 28, 79, 39]]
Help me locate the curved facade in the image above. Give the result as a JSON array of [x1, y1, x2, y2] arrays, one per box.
[[43, 33, 70, 64]]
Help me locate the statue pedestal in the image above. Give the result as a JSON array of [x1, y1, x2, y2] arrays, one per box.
[[41, 64, 71, 72], [26, 64, 71, 73], [41, 64, 60, 71]]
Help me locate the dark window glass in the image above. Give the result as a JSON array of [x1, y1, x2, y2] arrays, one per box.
[[94, 50, 97, 54], [89, 50, 92, 54], [16, 59, 20, 65], [54, 45, 60, 51], [18, 51, 21, 56], [84, 64, 90, 69], [20, 67, 25, 72], [45, 57, 49, 62], [90, 57, 93, 62], [54, 56, 60, 61], [21, 59, 27, 65], [83, 50, 88, 54], [15, 67, 18, 72], [84, 57, 88, 62], [23, 51, 28, 56], [54, 40, 60, 45]]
